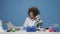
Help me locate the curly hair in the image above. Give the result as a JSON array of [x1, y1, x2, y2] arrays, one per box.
[[28, 7, 40, 17]]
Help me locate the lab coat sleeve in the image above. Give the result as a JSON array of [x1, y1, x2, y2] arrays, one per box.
[[23, 17, 28, 27]]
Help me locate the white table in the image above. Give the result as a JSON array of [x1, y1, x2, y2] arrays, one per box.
[[0, 32, 60, 34], [0, 31, 60, 34]]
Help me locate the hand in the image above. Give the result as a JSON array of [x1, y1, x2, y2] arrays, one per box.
[[35, 15, 40, 22]]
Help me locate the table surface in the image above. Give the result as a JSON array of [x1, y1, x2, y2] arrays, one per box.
[[0, 32, 60, 34], [0, 31, 60, 34]]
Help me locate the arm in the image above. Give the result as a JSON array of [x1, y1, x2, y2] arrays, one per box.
[[35, 15, 43, 28], [23, 17, 28, 30]]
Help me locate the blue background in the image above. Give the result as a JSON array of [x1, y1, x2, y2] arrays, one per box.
[[0, 0, 60, 31]]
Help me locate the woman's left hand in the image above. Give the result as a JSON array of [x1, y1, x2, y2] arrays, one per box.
[[35, 15, 40, 22]]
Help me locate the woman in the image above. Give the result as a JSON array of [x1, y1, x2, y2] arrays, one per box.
[[23, 7, 42, 31]]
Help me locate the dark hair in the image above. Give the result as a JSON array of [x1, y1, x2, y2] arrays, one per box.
[[28, 7, 40, 17]]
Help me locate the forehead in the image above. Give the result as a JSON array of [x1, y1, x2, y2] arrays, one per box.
[[30, 11, 33, 13]]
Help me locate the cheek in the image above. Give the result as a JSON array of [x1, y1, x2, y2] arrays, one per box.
[[30, 15, 32, 17], [30, 12, 34, 17], [30, 13, 32, 15]]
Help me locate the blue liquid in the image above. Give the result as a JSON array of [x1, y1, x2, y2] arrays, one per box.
[[27, 26, 36, 32]]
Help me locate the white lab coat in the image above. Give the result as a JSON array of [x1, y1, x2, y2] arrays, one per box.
[[23, 17, 36, 27], [23, 15, 42, 28]]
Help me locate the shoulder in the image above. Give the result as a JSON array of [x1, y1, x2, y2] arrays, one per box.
[[25, 17, 31, 20]]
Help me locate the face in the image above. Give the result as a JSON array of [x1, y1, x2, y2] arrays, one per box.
[[30, 11, 34, 18]]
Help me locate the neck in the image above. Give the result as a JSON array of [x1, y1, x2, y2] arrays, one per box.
[[31, 18, 35, 21]]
